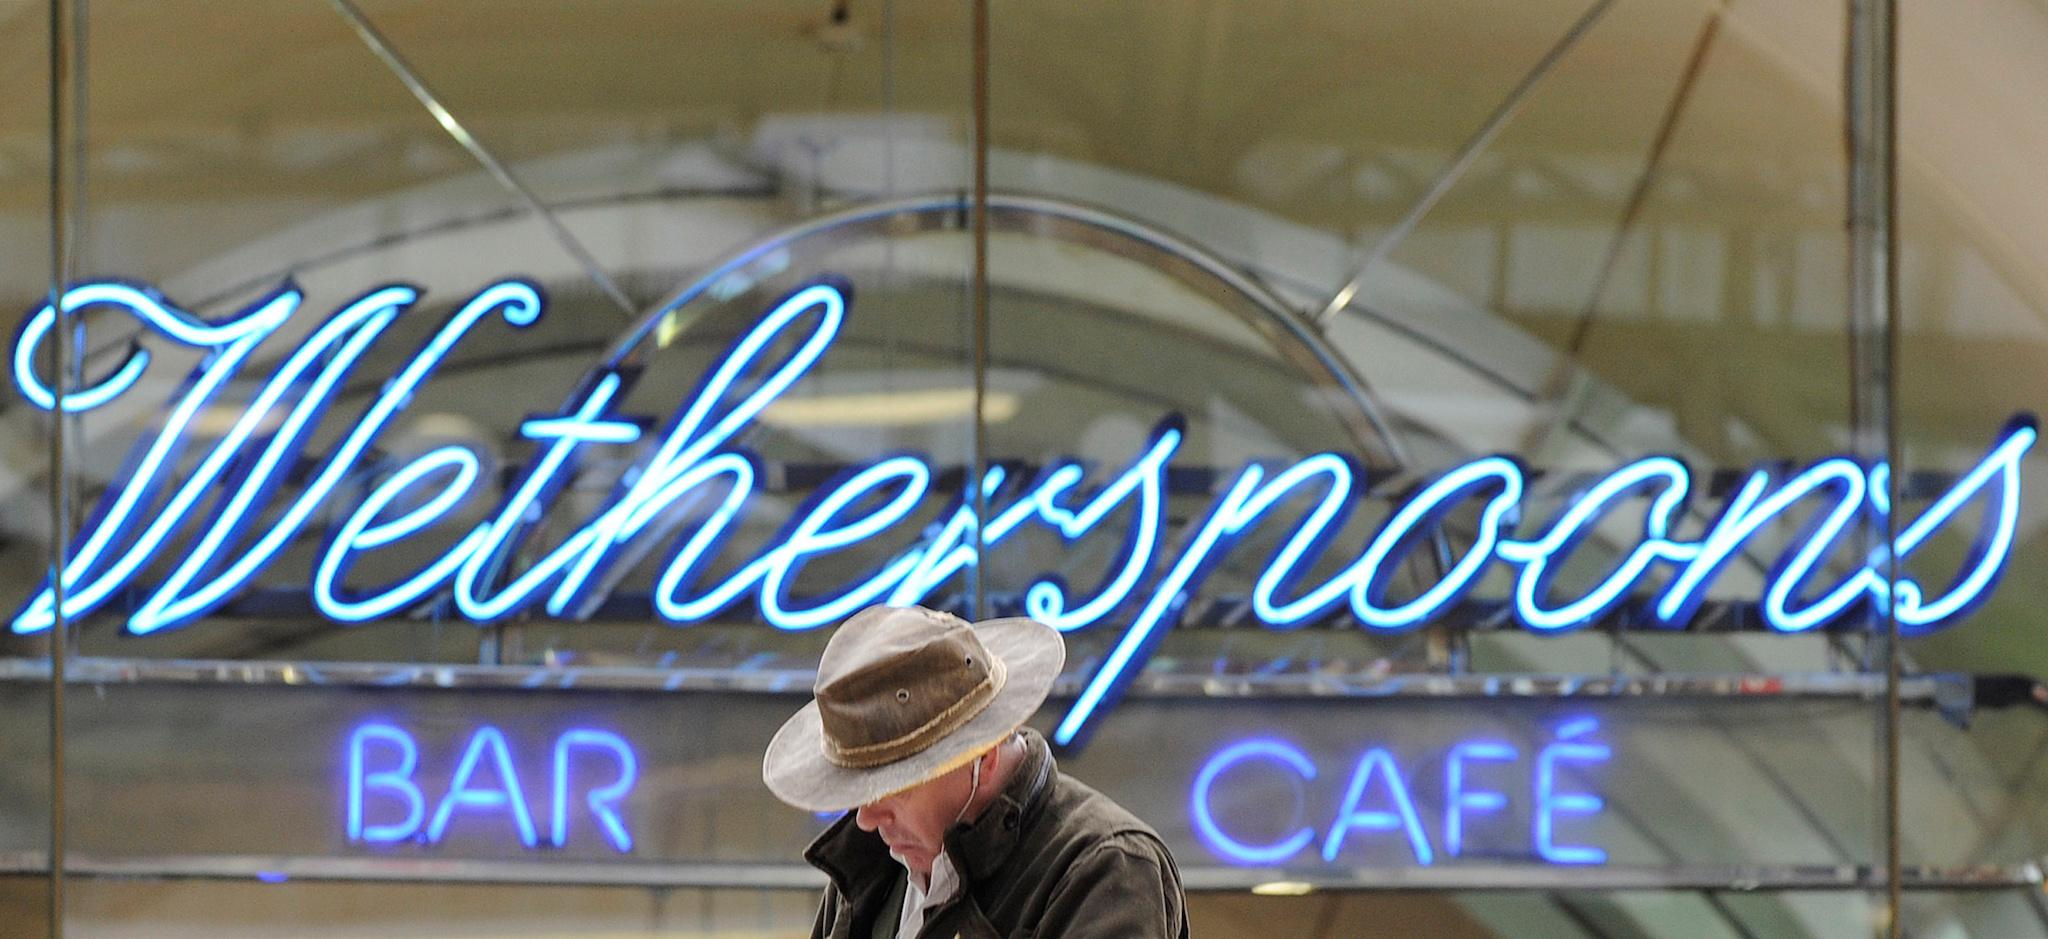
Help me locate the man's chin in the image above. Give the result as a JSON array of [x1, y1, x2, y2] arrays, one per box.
[[887, 847, 933, 875]]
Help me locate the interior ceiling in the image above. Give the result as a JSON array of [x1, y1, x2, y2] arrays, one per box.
[[0, 0, 2033, 433], [0, 0, 2028, 247]]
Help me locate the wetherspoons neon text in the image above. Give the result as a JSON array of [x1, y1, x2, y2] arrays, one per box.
[[9, 279, 2036, 745]]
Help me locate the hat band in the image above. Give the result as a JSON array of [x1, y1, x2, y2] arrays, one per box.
[[820, 656, 1010, 769]]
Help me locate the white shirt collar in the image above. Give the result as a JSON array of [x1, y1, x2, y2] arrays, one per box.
[[897, 849, 961, 937]]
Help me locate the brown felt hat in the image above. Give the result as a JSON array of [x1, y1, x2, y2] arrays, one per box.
[[762, 605, 1065, 812]]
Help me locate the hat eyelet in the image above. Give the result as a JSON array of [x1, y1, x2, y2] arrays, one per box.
[[895, 689, 910, 703]]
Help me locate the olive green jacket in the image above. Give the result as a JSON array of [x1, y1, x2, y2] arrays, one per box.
[[804, 730, 1190, 939]]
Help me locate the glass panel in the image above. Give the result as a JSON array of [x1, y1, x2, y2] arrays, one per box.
[[0, 1, 55, 935], [62, 881, 818, 937], [16, 0, 523, 663], [16, 882, 1953, 939], [1895, 6, 2048, 926], [1712, 890, 1886, 939], [5, 1, 971, 935], [985, 0, 1882, 683], [323, 0, 985, 664], [1192, 893, 1515, 938], [1900, 891, 2048, 939], [4, 0, 972, 665], [1192, 890, 1894, 938], [0, 673, 1905, 876], [1889, 705, 2048, 873], [0, 877, 52, 937], [987, 0, 1890, 912]]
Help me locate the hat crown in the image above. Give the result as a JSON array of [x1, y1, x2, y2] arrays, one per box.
[[813, 606, 1007, 767]]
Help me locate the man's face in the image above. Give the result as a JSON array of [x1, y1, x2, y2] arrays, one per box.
[[854, 759, 977, 876]]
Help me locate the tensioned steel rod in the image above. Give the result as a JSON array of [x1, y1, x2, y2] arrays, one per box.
[[1314, 0, 1616, 326], [44, 1, 75, 935], [325, 0, 637, 319], [1560, 12, 1722, 365], [971, 0, 991, 622], [1302, 6, 1635, 667], [1307, 0, 1617, 675], [1550, 11, 1724, 676], [1512, 12, 1726, 676], [1845, 1, 1903, 936]]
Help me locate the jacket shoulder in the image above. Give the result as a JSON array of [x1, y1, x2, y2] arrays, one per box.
[[1028, 770, 1177, 867], [1024, 776, 1189, 938], [1045, 771, 1163, 836]]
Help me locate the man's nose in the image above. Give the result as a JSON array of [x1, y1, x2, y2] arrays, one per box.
[[855, 801, 886, 832]]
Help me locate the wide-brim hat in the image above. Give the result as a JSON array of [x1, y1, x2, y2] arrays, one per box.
[[763, 605, 1065, 812]]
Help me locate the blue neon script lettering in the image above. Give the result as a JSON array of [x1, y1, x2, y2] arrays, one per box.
[[13, 280, 542, 634], [1189, 722, 1611, 867], [1056, 418, 2033, 744], [12, 278, 2035, 734], [344, 723, 637, 852]]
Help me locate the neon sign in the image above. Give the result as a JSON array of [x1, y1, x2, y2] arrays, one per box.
[[345, 722, 638, 852], [9, 278, 2037, 745], [1190, 720, 1611, 867]]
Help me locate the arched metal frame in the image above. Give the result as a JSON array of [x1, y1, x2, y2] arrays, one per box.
[[607, 193, 1416, 473]]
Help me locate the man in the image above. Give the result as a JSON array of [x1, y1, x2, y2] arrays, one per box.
[[763, 604, 1190, 939]]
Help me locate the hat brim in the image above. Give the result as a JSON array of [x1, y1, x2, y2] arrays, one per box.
[[762, 616, 1065, 812]]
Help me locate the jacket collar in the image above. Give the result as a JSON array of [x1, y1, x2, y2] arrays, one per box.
[[944, 729, 1054, 886], [803, 730, 1057, 897]]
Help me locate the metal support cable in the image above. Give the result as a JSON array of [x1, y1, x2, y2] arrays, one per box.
[[1314, 0, 1615, 326], [1498, 8, 1725, 675], [44, 1, 76, 935], [325, 0, 638, 319], [1845, 1, 1903, 936], [1307, 0, 1614, 669], [1560, 11, 1723, 364], [970, 0, 990, 622]]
